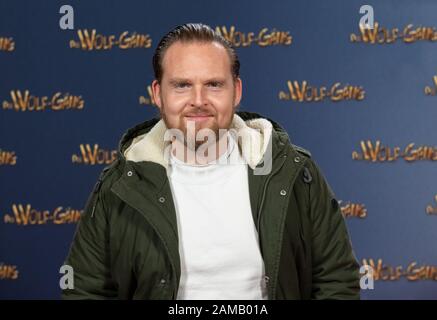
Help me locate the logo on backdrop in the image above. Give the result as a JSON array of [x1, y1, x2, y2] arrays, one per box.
[[339, 200, 367, 218], [2, 90, 84, 112], [0, 263, 19, 280], [0, 36, 15, 51], [362, 259, 437, 281], [70, 29, 152, 51], [215, 26, 292, 47], [72, 144, 117, 165], [424, 75, 437, 96], [0, 149, 17, 166], [352, 140, 437, 162], [350, 22, 437, 44], [279, 81, 365, 102], [426, 195, 437, 215], [2, 204, 82, 226]]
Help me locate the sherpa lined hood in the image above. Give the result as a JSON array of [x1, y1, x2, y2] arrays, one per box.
[[119, 111, 289, 171]]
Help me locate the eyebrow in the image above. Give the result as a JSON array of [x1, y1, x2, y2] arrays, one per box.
[[168, 78, 191, 85], [167, 77, 227, 85]]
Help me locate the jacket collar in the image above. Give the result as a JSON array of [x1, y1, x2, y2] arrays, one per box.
[[121, 113, 275, 170]]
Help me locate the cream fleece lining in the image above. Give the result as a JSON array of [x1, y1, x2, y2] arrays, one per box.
[[123, 114, 273, 170]]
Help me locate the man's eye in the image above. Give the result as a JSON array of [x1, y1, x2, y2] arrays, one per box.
[[207, 82, 222, 88], [175, 83, 190, 89]]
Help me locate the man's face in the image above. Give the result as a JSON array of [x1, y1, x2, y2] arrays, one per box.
[[152, 41, 242, 144]]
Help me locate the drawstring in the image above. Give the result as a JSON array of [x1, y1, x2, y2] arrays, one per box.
[[90, 179, 102, 218], [302, 166, 312, 183]]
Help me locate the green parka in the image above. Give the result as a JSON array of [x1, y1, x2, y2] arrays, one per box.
[[62, 111, 360, 300]]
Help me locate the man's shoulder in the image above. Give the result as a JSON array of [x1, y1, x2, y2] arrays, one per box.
[[290, 143, 312, 159], [286, 144, 321, 186], [91, 159, 125, 196]]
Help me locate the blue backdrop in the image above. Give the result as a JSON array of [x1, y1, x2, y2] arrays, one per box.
[[1, 0, 437, 299]]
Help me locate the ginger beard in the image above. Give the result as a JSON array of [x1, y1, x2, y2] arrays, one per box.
[[159, 98, 235, 152]]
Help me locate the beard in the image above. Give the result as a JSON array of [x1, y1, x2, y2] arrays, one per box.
[[160, 106, 234, 151]]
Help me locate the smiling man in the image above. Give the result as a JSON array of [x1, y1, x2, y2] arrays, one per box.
[[62, 23, 360, 300]]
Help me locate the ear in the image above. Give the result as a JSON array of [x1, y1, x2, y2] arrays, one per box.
[[233, 77, 242, 109], [151, 79, 162, 109]]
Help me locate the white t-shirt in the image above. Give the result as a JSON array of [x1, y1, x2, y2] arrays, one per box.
[[167, 133, 268, 300]]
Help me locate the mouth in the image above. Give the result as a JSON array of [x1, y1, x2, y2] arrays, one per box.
[[184, 114, 214, 122]]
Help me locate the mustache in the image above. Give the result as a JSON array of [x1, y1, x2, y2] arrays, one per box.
[[183, 110, 215, 117]]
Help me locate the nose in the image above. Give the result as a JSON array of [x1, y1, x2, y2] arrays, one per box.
[[190, 85, 207, 108]]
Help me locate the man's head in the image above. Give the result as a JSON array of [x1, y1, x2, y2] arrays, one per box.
[[151, 23, 242, 146]]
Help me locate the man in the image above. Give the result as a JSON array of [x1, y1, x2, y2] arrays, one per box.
[[62, 23, 360, 300]]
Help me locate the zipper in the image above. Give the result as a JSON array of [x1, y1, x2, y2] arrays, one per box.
[[255, 155, 287, 300], [256, 153, 308, 299], [256, 155, 287, 233]]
